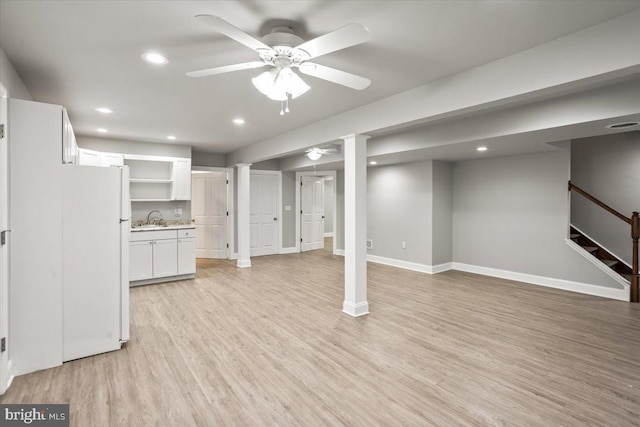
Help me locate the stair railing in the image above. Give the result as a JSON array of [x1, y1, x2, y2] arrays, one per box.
[[568, 181, 639, 303]]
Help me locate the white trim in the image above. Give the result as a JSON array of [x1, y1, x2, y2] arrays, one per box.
[[295, 171, 337, 256], [230, 252, 238, 260], [565, 238, 630, 287], [0, 82, 8, 395], [452, 262, 629, 301], [130, 273, 196, 287], [279, 247, 298, 255], [342, 301, 369, 317], [366, 255, 452, 274], [323, 232, 334, 238], [123, 153, 188, 162], [334, 249, 345, 256], [237, 259, 252, 268], [570, 224, 632, 269]]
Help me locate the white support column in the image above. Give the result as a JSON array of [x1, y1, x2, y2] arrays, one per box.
[[236, 163, 252, 268], [341, 133, 370, 317]]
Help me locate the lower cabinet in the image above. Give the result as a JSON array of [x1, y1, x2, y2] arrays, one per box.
[[129, 228, 195, 283]]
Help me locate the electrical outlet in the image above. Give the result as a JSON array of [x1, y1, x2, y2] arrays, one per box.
[[175, 208, 182, 217], [402, 241, 407, 249], [366, 239, 373, 250]]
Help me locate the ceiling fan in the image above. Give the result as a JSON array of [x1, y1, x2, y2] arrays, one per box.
[[305, 147, 338, 161], [186, 15, 372, 114]]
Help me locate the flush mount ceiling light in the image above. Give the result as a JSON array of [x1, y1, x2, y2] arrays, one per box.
[[186, 15, 372, 114], [369, 161, 378, 165], [141, 51, 169, 65], [167, 135, 177, 140], [95, 107, 113, 114], [232, 118, 246, 125], [606, 121, 639, 129], [96, 128, 109, 133], [477, 146, 488, 152]]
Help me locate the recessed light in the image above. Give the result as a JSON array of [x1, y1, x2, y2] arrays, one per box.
[[141, 51, 169, 65], [167, 135, 177, 140], [606, 121, 639, 129], [96, 128, 109, 133], [477, 146, 488, 152], [369, 161, 378, 165], [95, 107, 113, 114], [232, 118, 246, 125]]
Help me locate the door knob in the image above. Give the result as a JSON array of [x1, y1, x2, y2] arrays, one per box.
[[273, 217, 278, 221]]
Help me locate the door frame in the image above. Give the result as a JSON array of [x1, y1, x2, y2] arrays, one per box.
[[0, 82, 10, 394], [191, 166, 234, 259], [295, 171, 337, 255], [250, 170, 282, 255]]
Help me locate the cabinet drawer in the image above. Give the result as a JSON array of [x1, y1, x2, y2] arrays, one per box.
[[178, 228, 196, 238], [130, 229, 177, 242]]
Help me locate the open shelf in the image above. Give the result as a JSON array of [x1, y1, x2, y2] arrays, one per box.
[[131, 199, 173, 202], [129, 178, 173, 184]]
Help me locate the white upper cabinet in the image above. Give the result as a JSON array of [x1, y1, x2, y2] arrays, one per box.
[[172, 158, 191, 201], [62, 108, 78, 164], [78, 148, 124, 167]]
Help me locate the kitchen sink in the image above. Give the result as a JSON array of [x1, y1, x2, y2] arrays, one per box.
[[133, 224, 166, 229]]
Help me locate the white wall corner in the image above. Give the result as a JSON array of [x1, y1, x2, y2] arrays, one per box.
[[451, 262, 629, 301], [342, 301, 370, 317]]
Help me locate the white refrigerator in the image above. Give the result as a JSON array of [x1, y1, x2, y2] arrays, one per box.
[[62, 164, 130, 361]]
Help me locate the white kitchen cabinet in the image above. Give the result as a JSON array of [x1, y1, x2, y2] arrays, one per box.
[[177, 238, 196, 275], [152, 239, 178, 278], [172, 158, 191, 200], [129, 241, 153, 281], [62, 108, 78, 164], [102, 153, 124, 166]]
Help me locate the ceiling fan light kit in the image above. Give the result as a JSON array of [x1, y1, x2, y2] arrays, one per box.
[[306, 148, 323, 161], [187, 15, 372, 115]]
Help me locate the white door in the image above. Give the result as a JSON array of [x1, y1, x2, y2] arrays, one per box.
[[250, 172, 279, 257], [0, 85, 9, 394], [152, 239, 178, 278], [129, 241, 153, 281], [191, 172, 227, 259], [172, 159, 191, 200], [78, 148, 101, 166], [301, 176, 325, 252], [177, 238, 196, 275]]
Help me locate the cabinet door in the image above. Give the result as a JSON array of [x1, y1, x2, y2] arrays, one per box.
[[101, 152, 124, 167], [152, 239, 178, 278], [172, 159, 191, 200], [78, 148, 101, 166], [177, 238, 196, 275], [130, 241, 153, 281]]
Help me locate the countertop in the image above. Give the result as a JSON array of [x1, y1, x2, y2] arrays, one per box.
[[130, 224, 195, 232]]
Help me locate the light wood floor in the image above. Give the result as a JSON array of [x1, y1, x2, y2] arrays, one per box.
[[2, 239, 640, 426]]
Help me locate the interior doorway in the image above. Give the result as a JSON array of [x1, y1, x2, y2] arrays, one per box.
[[191, 170, 231, 259], [295, 171, 338, 255], [250, 170, 281, 257], [0, 83, 10, 394]]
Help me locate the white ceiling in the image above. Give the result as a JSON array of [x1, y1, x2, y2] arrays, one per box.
[[1, 0, 639, 154]]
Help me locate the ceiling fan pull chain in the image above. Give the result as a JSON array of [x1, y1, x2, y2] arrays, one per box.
[[285, 95, 290, 113], [280, 100, 285, 116]]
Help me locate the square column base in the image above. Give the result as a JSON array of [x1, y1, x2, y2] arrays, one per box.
[[342, 301, 370, 317], [237, 259, 252, 268]]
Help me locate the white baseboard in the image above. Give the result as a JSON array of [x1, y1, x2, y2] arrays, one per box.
[[229, 252, 238, 260], [334, 249, 345, 256], [342, 300, 369, 317], [570, 224, 631, 268], [279, 247, 299, 255], [366, 254, 452, 274], [452, 262, 629, 301], [323, 232, 334, 238]]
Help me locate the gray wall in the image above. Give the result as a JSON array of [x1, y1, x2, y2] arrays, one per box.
[[570, 132, 640, 265], [192, 150, 226, 168], [252, 159, 280, 171], [0, 48, 32, 100], [367, 161, 433, 264], [131, 201, 190, 223], [432, 161, 453, 265], [324, 178, 334, 234], [282, 171, 296, 248], [452, 150, 622, 289], [77, 136, 191, 158]]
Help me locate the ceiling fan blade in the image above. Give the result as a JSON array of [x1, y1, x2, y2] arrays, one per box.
[[186, 61, 267, 78], [293, 23, 371, 59], [195, 14, 274, 53], [299, 63, 370, 90]]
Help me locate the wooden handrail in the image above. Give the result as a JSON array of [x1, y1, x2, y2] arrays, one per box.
[[568, 182, 631, 225], [568, 181, 638, 302]]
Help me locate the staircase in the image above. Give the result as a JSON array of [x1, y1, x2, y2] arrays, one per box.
[[570, 226, 632, 283]]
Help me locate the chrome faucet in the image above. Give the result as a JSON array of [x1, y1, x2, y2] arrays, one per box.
[[146, 210, 163, 225]]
